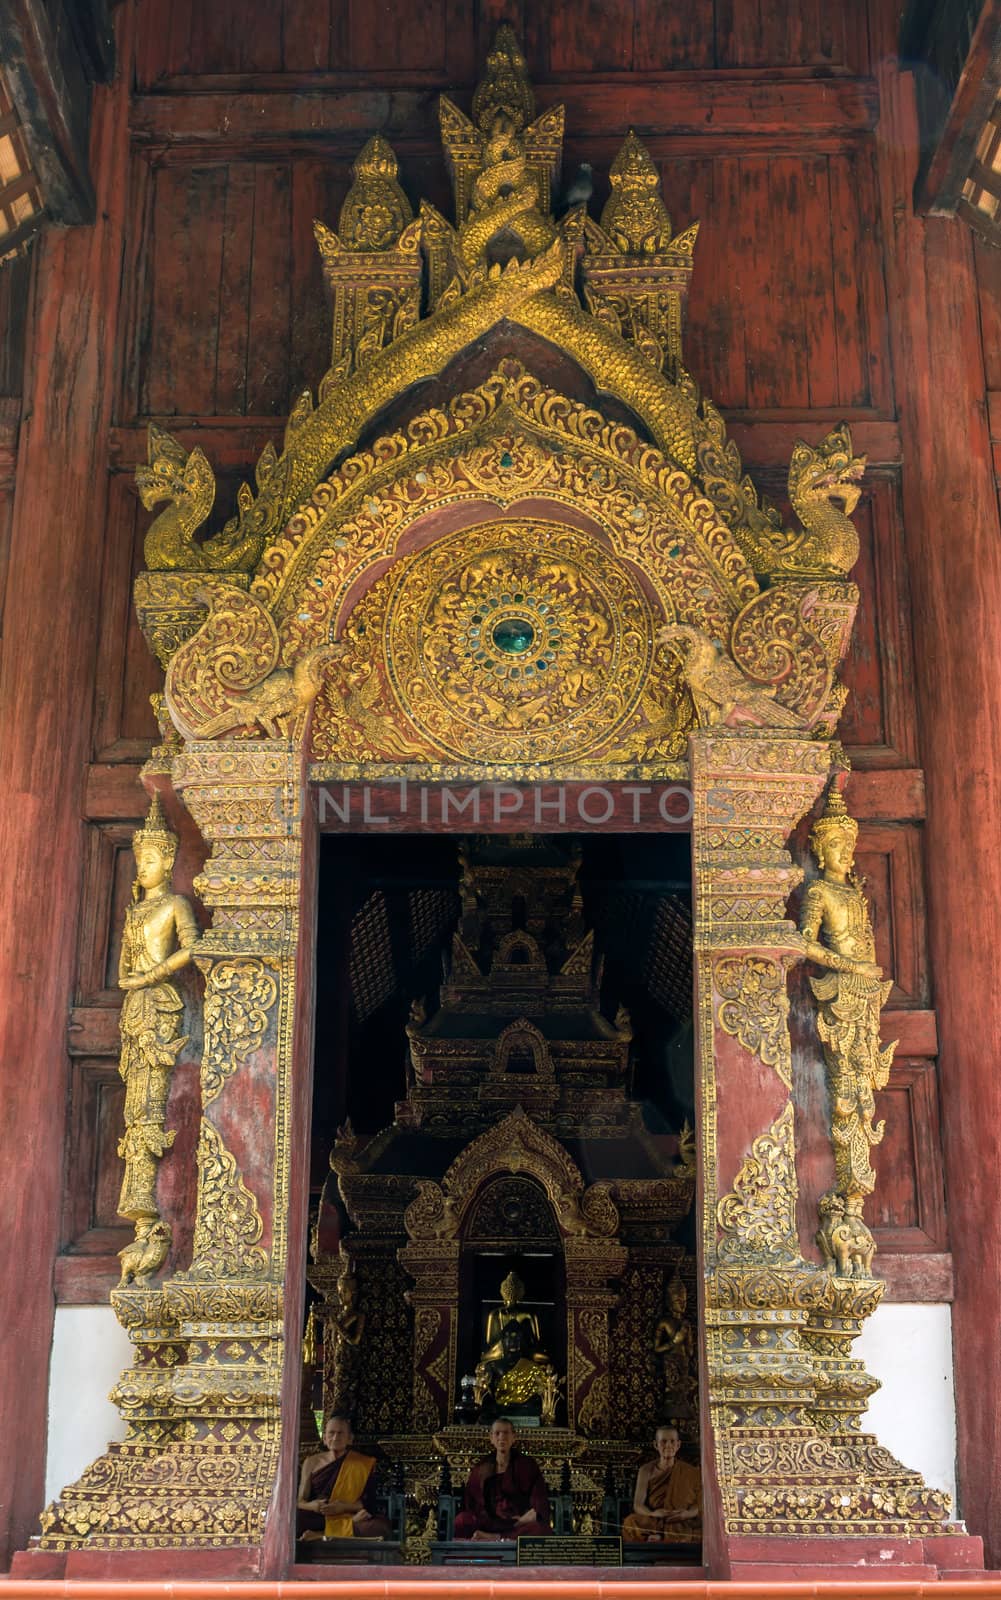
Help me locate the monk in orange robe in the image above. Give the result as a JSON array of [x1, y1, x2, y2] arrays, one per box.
[[622, 1425, 701, 1543], [297, 1414, 391, 1539]]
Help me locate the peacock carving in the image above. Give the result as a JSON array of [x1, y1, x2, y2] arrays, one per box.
[[657, 623, 806, 729], [193, 644, 338, 739]]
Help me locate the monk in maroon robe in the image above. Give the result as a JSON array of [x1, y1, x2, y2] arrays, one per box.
[[453, 1417, 551, 1540]]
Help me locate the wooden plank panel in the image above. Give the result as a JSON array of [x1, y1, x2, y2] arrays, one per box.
[[289, 159, 345, 403], [728, 419, 902, 464], [871, 1059, 948, 1252], [855, 823, 930, 1008], [673, 155, 747, 407], [834, 478, 918, 766], [67, 1007, 122, 1057], [976, 237, 1001, 393], [139, 163, 229, 416], [75, 822, 134, 1007], [716, 0, 857, 68], [549, 0, 635, 73], [838, 492, 886, 754], [661, 152, 882, 414], [84, 763, 147, 820], [879, 1252, 953, 1303], [92, 475, 160, 759], [214, 165, 256, 415], [634, 0, 714, 69], [134, 0, 177, 87], [347, 0, 449, 72], [284, 0, 340, 71], [832, 147, 891, 412], [93, 1077, 128, 1229], [245, 164, 293, 414], [186, 0, 284, 75]]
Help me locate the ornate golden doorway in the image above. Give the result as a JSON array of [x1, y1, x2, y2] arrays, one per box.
[[36, 26, 958, 1579]]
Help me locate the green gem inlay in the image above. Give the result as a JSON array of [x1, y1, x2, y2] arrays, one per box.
[[492, 617, 536, 655]]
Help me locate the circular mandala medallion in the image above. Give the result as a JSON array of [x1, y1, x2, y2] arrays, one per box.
[[382, 518, 655, 762]]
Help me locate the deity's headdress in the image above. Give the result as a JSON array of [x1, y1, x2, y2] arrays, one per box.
[[809, 786, 858, 862], [132, 792, 179, 866], [501, 1270, 525, 1301]]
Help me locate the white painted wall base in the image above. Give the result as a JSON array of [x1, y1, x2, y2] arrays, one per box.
[[45, 1306, 132, 1505], [855, 1301, 957, 1508]]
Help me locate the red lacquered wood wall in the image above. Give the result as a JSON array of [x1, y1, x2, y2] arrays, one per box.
[[0, 0, 997, 1568]]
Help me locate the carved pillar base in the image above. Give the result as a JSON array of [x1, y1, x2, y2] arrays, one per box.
[[40, 742, 306, 1560], [692, 731, 953, 1555], [802, 1275, 884, 1436], [40, 1282, 282, 1551]]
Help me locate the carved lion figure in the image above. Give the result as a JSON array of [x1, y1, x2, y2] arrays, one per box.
[[816, 1190, 876, 1279]]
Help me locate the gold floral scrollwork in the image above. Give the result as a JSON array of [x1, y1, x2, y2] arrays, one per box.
[[580, 1181, 620, 1237], [403, 1180, 460, 1240], [714, 955, 793, 1089], [717, 1103, 800, 1264], [187, 1123, 268, 1278], [201, 959, 278, 1105]]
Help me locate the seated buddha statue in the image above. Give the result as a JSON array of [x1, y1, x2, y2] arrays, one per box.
[[482, 1270, 546, 1362]]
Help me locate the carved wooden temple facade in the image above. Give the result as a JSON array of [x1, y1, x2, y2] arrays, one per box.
[[3, 0, 1001, 1590]]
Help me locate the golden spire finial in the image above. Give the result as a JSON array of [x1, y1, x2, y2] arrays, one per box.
[[600, 129, 672, 253], [472, 25, 534, 133], [810, 783, 859, 860], [338, 133, 412, 251], [132, 791, 178, 864]]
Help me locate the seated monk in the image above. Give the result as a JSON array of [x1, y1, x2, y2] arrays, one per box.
[[622, 1425, 701, 1543], [296, 1413, 391, 1540], [453, 1417, 552, 1540]]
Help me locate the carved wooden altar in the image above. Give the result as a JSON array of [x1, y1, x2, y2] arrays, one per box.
[[33, 25, 967, 1579]]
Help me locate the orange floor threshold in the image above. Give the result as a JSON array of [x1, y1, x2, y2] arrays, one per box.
[[5, 1579, 1001, 1598]]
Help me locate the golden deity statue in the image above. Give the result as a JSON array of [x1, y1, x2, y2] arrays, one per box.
[[482, 1269, 545, 1361], [801, 788, 896, 1206], [116, 794, 198, 1272]]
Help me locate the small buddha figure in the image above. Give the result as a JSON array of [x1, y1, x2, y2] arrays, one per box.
[[116, 794, 198, 1255], [333, 1270, 366, 1350], [329, 1268, 365, 1418], [482, 1270, 545, 1362], [801, 788, 896, 1200], [654, 1277, 694, 1403]]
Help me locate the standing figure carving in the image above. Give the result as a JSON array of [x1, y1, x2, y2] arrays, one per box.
[[116, 794, 198, 1280], [654, 1275, 695, 1406], [330, 1266, 366, 1416], [801, 787, 896, 1270]]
